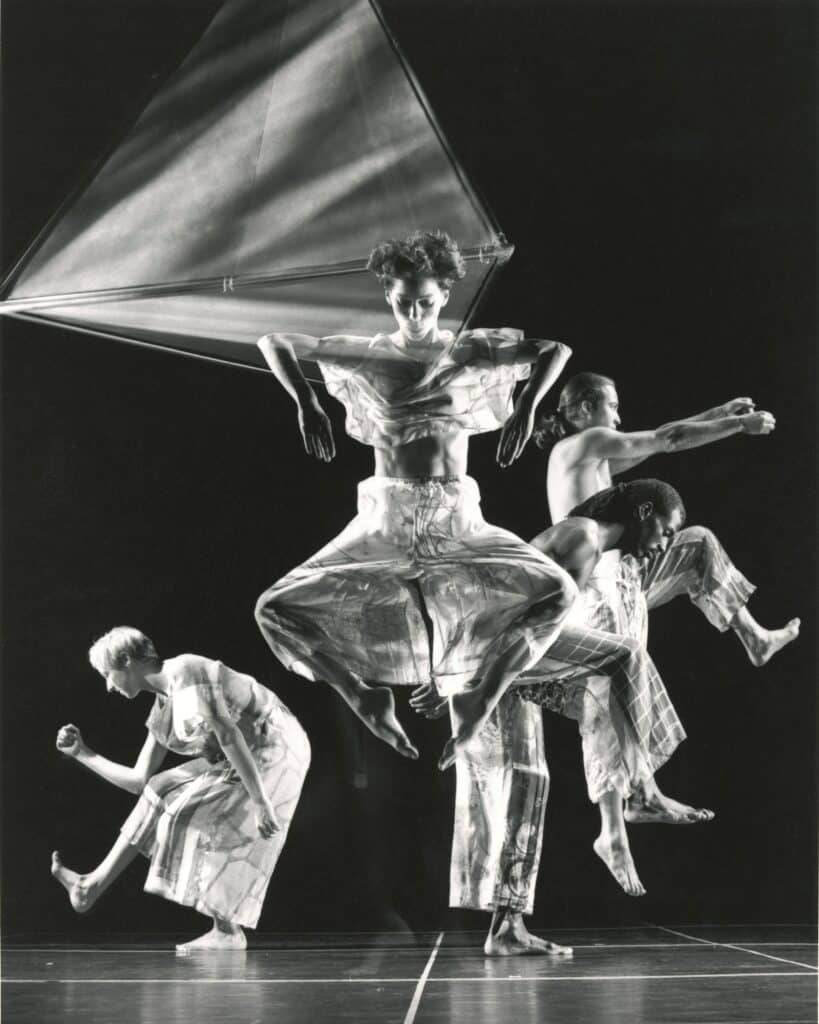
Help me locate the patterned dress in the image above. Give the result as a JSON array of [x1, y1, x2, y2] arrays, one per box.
[[120, 655, 310, 929]]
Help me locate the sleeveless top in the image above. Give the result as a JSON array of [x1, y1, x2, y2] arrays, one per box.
[[317, 328, 546, 449], [145, 654, 295, 764]]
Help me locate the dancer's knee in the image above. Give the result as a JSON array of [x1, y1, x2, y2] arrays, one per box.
[[611, 635, 642, 670], [542, 569, 578, 621]]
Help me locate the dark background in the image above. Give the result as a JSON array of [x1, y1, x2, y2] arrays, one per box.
[[1, 0, 815, 939]]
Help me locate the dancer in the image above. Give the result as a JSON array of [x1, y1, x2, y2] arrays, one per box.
[[519, 479, 714, 826], [254, 230, 579, 762], [253, 230, 676, 943], [51, 627, 310, 952], [535, 372, 799, 663], [422, 481, 711, 899]]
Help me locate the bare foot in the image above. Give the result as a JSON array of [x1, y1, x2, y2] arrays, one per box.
[[484, 915, 573, 957], [438, 687, 491, 770], [51, 851, 100, 913], [176, 926, 247, 954], [625, 793, 715, 825], [737, 618, 800, 667], [593, 835, 645, 897], [349, 685, 418, 760]]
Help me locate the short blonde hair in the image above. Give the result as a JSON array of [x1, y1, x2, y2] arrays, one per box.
[[88, 626, 159, 675]]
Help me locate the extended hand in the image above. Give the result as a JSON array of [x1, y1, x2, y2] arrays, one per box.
[[497, 402, 535, 467], [255, 799, 281, 840], [298, 396, 336, 462], [409, 681, 448, 720], [720, 397, 755, 416], [56, 723, 85, 759], [741, 410, 775, 435]]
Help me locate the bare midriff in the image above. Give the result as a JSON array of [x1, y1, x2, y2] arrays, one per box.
[[374, 433, 469, 480]]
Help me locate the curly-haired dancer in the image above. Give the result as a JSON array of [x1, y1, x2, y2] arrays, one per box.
[[252, 232, 702, 947], [254, 231, 577, 761]]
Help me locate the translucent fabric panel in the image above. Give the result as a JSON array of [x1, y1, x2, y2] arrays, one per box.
[[3, 0, 499, 312], [18, 257, 504, 377]]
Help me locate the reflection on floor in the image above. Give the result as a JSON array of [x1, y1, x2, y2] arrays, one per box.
[[2, 925, 816, 1024]]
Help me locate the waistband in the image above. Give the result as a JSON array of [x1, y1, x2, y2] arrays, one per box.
[[360, 474, 479, 496]]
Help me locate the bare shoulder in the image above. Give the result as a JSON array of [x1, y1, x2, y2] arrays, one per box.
[[560, 516, 600, 551]]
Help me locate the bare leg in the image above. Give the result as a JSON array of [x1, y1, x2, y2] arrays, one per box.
[[301, 650, 419, 761], [484, 907, 573, 957], [593, 791, 645, 897], [441, 634, 535, 770], [51, 834, 140, 913], [441, 576, 577, 771], [176, 918, 247, 953], [731, 606, 800, 667]]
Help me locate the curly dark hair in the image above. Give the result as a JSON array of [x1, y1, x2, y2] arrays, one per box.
[[367, 230, 467, 288], [570, 479, 686, 525]]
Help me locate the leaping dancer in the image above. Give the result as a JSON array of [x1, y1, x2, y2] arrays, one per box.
[[253, 232, 711, 942], [536, 372, 799, 667], [253, 230, 579, 762]]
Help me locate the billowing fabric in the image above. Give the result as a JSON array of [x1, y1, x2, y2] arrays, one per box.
[[580, 550, 649, 643], [1, 0, 508, 367], [120, 655, 310, 928], [255, 475, 576, 696], [317, 329, 545, 449], [515, 622, 685, 803], [512, 525, 752, 803], [450, 694, 548, 914], [631, 525, 755, 628], [454, 615, 684, 912]]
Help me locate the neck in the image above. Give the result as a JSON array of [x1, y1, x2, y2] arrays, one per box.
[[596, 520, 626, 552], [143, 660, 170, 696], [394, 324, 442, 347]]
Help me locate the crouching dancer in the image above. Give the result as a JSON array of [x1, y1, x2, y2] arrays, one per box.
[[51, 627, 311, 952]]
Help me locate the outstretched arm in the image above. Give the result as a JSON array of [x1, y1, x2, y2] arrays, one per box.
[[55, 724, 166, 795], [677, 396, 756, 423], [257, 333, 336, 462], [497, 340, 573, 466], [595, 410, 775, 474]]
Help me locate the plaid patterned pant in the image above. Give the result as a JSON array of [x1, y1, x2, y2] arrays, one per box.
[[452, 525, 754, 912]]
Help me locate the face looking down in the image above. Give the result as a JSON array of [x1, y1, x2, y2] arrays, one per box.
[[386, 276, 450, 343]]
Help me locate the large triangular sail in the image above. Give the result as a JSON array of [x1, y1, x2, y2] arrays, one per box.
[[0, 0, 511, 374]]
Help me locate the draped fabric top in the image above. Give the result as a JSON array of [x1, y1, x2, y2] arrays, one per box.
[[145, 654, 292, 764], [317, 328, 545, 449]]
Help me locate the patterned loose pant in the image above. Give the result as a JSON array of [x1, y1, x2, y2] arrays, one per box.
[[254, 475, 581, 918], [634, 525, 755, 629], [450, 617, 685, 913], [454, 526, 755, 914], [255, 476, 577, 695]]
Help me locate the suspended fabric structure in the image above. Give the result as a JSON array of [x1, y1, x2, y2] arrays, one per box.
[[0, 0, 513, 378]]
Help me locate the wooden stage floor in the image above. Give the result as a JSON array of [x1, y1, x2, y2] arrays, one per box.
[[3, 924, 816, 1023]]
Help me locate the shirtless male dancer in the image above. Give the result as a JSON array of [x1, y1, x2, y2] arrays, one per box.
[[537, 372, 799, 664]]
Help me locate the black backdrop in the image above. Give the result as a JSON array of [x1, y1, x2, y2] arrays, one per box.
[[2, 0, 815, 939]]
